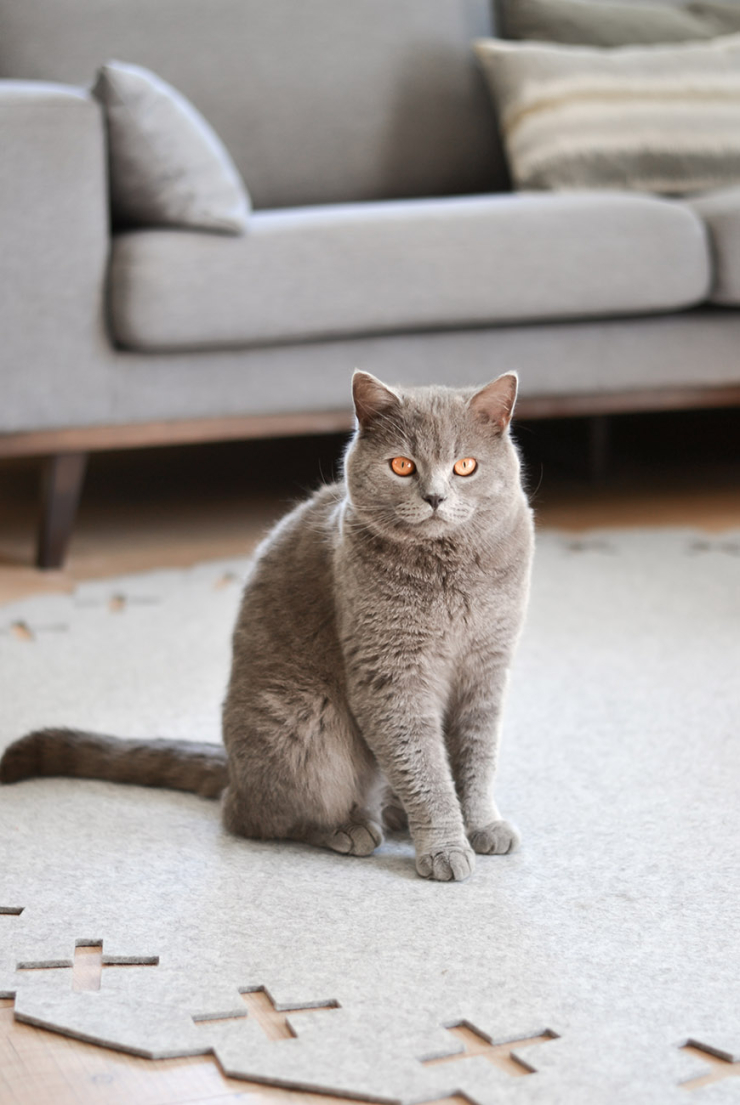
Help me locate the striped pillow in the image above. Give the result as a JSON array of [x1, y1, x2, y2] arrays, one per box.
[[497, 0, 717, 48], [474, 33, 740, 194]]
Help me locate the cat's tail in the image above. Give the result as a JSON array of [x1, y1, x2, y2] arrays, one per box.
[[0, 728, 227, 798]]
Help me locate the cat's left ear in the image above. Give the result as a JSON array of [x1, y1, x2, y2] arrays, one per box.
[[468, 372, 518, 433], [352, 370, 401, 431]]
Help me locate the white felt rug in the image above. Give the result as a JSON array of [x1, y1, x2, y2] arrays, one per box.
[[1, 529, 739, 1104]]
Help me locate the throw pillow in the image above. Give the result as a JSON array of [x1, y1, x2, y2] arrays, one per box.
[[497, 0, 716, 47], [689, 1, 740, 34], [92, 60, 250, 233], [474, 33, 740, 193]]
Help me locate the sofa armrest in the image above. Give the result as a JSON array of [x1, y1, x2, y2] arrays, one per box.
[[0, 82, 110, 434]]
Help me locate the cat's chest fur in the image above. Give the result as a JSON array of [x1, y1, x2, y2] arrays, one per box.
[[332, 495, 533, 680]]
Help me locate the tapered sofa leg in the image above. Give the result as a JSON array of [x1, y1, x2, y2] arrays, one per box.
[[588, 415, 610, 485], [35, 452, 88, 569]]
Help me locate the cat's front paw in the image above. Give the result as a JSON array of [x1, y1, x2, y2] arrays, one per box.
[[416, 843, 475, 882], [468, 819, 520, 855]]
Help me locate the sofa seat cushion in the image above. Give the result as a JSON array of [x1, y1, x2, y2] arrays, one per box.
[[109, 193, 710, 351], [687, 187, 740, 305]]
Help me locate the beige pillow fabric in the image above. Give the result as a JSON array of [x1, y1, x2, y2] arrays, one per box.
[[498, 0, 716, 48], [474, 33, 740, 194], [93, 61, 250, 234], [691, 1, 740, 35]]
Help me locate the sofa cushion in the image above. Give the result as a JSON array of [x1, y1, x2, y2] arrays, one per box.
[[687, 187, 740, 304], [93, 61, 250, 234], [109, 192, 710, 352]]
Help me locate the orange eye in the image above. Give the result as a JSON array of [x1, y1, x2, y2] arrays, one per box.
[[453, 457, 477, 477], [390, 456, 416, 477]]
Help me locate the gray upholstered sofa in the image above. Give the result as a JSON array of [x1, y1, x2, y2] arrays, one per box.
[[1, 0, 740, 566]]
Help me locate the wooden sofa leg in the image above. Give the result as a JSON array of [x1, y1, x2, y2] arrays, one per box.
[[588, 415, 610, 485], [36, 452, 88, 569]]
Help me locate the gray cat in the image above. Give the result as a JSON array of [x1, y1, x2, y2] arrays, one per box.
[[1, 372, 533, 882]]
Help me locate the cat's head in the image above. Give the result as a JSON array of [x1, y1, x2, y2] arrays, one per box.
[[343, 371, 524, 542]]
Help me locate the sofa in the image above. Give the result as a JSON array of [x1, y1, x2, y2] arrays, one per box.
[[1, 0, 740, 567]]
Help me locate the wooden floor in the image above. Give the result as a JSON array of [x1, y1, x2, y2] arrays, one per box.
[[1, 410, 739, 606], [0, 947, 557, 1105], [1, 410, 739, 1102], [2, 951, 739, 1103]]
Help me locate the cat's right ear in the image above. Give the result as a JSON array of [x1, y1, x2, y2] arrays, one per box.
[[352, 371, 401, 431]]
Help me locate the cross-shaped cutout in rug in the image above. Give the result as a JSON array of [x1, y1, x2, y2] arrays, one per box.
[[680, 1042, 740, 1092], [0, 991, 415, 1105], [10, 622, 35, 641], [17, 941, 159, 991], [423, 1022, 558, 1077], [6, 621, 68, 642], [214, 572, 239, 590], [194, 986, 340, 1041]]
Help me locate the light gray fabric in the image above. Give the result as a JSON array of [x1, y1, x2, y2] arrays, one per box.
[[475, 33, 740, 195], [0, 0, 506, 207], [498, 0, 716, 46], [687, 186, 740, 303], [109, 192, 710, 351], [92, 61, 249, 233], [8, 302, 740, 436], [0, 81, 111, 428], [93, 310, 740, 428]]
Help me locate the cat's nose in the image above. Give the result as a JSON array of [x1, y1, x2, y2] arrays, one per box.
[[423, 494, 445, 510]]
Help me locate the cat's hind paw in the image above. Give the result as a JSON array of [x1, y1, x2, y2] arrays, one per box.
[[310, 818, 384, 857], [416, 843, 475, 882], [468, 819, 520, 855]]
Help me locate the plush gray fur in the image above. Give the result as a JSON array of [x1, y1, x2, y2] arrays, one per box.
[[1, 373, 533, 882], [223, 371, 533, 880], [0, 729, 227, 797]]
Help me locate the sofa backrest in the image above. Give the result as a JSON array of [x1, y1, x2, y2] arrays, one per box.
[[0, 0, 507, 208]]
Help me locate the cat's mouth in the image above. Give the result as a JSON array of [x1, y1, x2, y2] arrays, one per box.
[[409, 508, 454, 529], [396, 508, 446, 526], [389, 504, 468, 532], [421, 505, 475, 530]]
